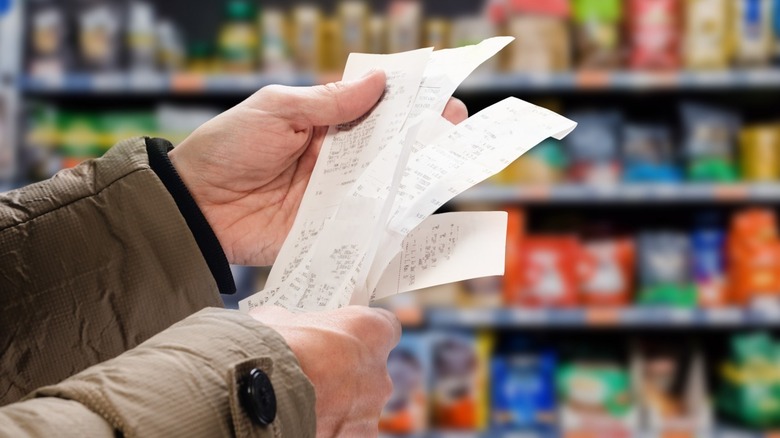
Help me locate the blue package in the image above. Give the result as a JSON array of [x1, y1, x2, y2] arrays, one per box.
[[491, 350, 556, 429], [622, 124, 682, 183], [691, 218, 727, 305]]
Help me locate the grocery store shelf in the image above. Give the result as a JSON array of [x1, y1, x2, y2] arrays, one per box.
[[454, 183, 780, 204], [380, 427, 770, 438], [19, 72, 318, 95], [426, 307, 780, 328], [19, 70, 780, 95]]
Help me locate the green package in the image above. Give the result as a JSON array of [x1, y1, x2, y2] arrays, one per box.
[[556, 362, 632, 417], [59, 112, 102, 158], [573, 0, 622, 23]]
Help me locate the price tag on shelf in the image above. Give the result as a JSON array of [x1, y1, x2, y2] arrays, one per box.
[[713, 184, 748, 201], [585, 308, 620, 326], [575, 70, 610, 89], [171, 73, 206, 92], [667, 308, 696, 325], [509, 308, 548, 325]]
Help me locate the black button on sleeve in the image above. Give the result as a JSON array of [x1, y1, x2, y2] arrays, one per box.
[[240, 367, 277, 426]]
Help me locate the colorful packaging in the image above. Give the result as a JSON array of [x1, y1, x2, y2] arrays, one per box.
[[430, 332, 486, 430], [627, 0, 681, 70], [491, 343, 557, 429], [100, 112, 157, 150], [260, 9, 293, 74], [156, 20, 185, 71], [637, 232, 697, 307], [565, 111, 622, 185], [633, 339, 712, 431], [717, 332, 780, 428], [728, 209, 780, 306], [507, 1, 571, 72], [291, 5, 322, 72], [683, 0, 731, 69], [58, 112, 103, 167], [217, 0, 258, 73], [338, 1, 368, 66], [622, 124, 682, 182], [733, 0, 774, 66], [557, 358, 636, 431], [572, 0, 623, 69], [380, 334, 429, 434], [518, 236, 581, 308], [579, 238, 635, 307], [77, 1, 122, 71], [367, 15, 387, 54], [691, 216, 728, 307], [493, 139, 567, 185], [502, 208, 526, 306], [387, 0, 422, 53], [28, 2, 70, 76], [425, 18, 450, 51], [740, 124, 780, 181], [126, 1, 156, 72], [681, 103, 740, 182]]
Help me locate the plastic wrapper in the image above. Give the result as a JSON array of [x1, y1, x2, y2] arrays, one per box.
[[622, 123, 682, 182], [681, 103, 740, 182]]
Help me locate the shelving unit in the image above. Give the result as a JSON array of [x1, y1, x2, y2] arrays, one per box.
[[7, 0, 780, 436]]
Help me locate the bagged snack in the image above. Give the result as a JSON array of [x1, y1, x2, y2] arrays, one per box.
[[565, 111, 622, 185], [217, 0, 258, 73], [637, 232, 697, 307], [491, 338, 556, 429], [572, 0, 623, 69], [681, 103, 740, 182], [519, 236, 581, 308], [740, 123, 780, 181], [627, 0, 681, 70], [634, 339, 711, 432], [507, 0, 571, 72], [622, 123, 682, 182], [579, 238, 635, 307], [431, 332, 487, 430], [728, 209, 780, 306], [380, 334, 429, 433], [733, 0, 774, 66], [683, 0, 730, 69], [557, 356, 637, 432], [717, 332, 780, 428], [691, 214, 728, 307], [494, 139, 568, 185]]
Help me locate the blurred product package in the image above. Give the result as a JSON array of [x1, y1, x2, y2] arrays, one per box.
[[683, 0, 730, 70], [636, 231, 696, 307], [572, 0, 623, 69], [733, 0, 774, 66], [506, 0, 571, 72], [218, 0, 258, 73], [632, 339, 712, 432], [681, 102, 740, 182], [627, 0, 681, 70], [622, 123, 681, 183], [76, 0, 123, 72], [728, 209, 780, 307], [717, 332, 780, 428], [380, 334, 429, 434], [564, 110, 622, 185]]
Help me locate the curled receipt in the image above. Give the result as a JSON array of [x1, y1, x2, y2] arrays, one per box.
[[239, 37, 577, 312]]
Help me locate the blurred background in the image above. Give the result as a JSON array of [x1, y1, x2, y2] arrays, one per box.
[[5, 0, 780, 436]]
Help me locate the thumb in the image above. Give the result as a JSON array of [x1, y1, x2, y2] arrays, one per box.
[[261, 70, 387, 128]]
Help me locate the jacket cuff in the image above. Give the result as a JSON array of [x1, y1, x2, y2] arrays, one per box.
[[145, 137, 236, 295], [29, 308, 316, 438]]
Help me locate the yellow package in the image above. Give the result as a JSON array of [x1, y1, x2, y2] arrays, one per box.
[[338, 1, 368, 66], [425, 18, 450, 50], [291, 5, 322, 72], [740, 124, 780, 181], [683, 0, 731, 70]]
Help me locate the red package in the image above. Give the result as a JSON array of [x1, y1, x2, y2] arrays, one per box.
[[518, 236, 581, 307], [579, 238, 635, 307], [627, 0, 681, 70]]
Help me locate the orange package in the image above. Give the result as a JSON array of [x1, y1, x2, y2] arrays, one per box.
[[579, 238, 635, 307], [727, 209, 780, 305], [502, 208, 526, 305], [518, 236, 581, 307]]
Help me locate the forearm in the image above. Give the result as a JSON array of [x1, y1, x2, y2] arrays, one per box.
[[0, 308, 315, 438], [0, 138, 224, 404]]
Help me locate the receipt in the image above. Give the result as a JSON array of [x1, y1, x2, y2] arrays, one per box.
[[374, 211, 508, 297], [239, 37, 578, 313]]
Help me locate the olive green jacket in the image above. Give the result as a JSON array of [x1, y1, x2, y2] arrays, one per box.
[[0, 138, 315, 437]]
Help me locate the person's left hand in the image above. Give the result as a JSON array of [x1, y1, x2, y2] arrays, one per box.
[[169, 71, 468, 266]]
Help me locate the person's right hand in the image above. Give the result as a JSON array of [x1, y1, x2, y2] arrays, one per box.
[[249, 305, 401, 437]]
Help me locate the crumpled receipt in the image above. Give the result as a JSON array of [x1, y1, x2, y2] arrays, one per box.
[[239, 37, 577, 312]]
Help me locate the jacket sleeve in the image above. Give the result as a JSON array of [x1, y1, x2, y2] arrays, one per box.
[[0, 138, 315, 436], [0, 308, 316, 438]]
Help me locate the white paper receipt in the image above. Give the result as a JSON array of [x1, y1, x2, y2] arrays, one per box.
[[239, 37, 578, 313]]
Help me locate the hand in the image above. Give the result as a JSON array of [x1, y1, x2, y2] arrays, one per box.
[[169, 71, 469, 266], [249, 305, 401, 437]]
